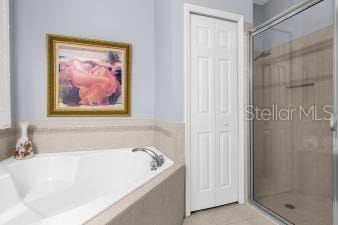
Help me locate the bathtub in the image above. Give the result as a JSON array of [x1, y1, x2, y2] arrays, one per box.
[[0, 147, 174, 225]]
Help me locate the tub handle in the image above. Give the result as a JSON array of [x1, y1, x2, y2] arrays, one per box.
[[150, 160, 158, 170]]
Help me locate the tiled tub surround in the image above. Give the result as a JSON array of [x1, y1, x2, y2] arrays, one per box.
[[87, 163, 185, 225], [153, 120, 185, 163], [20, 120, 154, 155], [10, 119, 185, 163], [9, 119, 184, 162], [0, 147, 181, 225], [0, 127, 15, 160]]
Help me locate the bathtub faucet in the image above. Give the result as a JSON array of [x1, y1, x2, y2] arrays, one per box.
[[132, 148, 164, 171]]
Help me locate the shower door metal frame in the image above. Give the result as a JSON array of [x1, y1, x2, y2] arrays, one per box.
[[248, 0, 338, 224]]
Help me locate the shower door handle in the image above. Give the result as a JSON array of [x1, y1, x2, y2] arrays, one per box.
[[330, 117, 336, 132]]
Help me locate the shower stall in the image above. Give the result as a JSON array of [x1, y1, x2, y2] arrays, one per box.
[[249, 0, 337, 224]]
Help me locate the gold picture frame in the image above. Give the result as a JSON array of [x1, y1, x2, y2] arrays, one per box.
[[47, 34, 131, 116]]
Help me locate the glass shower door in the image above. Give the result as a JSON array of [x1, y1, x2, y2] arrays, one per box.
[[250, 0, 334, 224]]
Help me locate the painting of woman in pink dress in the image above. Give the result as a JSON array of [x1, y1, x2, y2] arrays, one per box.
[[48, 34, 131, 116]]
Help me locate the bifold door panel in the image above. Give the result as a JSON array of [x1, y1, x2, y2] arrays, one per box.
[[190, 14, 239, 211]]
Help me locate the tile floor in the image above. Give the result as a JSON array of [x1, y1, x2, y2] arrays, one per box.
[[183, 203, 277, 225]]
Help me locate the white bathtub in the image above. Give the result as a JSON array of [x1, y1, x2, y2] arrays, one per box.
[[0, 147, 173, 225]]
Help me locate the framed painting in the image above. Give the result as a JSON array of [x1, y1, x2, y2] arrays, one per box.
[[47, 34, 131, 116]]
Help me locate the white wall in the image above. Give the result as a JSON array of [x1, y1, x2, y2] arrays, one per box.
[[11, 0, 156, 121], [154, 0, 253, 122]]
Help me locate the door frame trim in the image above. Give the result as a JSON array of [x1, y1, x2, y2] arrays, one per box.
[[184, 4, 245, 216], [0, 0, 11, 129], [333, 0, 337, 224]]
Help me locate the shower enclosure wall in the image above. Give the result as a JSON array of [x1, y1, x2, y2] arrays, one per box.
[[249, 0, 337, 224]]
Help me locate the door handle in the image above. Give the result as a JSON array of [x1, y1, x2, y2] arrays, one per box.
[[330, 117, 336, 132]]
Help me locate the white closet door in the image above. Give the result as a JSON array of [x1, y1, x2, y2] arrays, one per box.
[[190, 14, 216, 211], [214, 18, 239, 205], [0, 0, 11, 129], [190, 14, 239, 211]]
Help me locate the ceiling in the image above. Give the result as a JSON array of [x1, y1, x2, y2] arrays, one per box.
[[253, 0, 270, 5]]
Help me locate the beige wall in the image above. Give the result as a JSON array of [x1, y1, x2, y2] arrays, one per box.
[[153, 120, 185, 163], [0, 127, 15, 160], [23, 120, 154, 154], [4, 119, 185, 163]]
